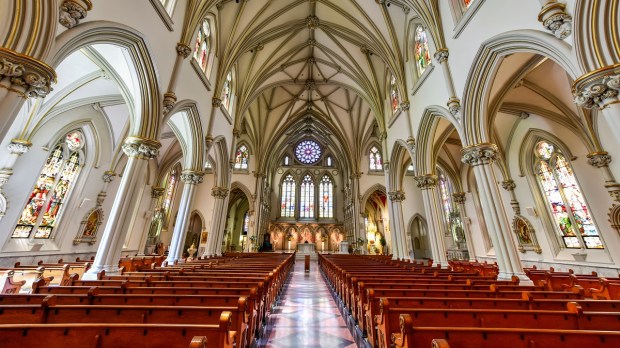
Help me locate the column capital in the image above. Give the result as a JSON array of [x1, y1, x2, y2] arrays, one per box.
[[211, 186, 229, 199], [414, 174, 438, 190], [434, 48, 449, 63], [400, 101, 410, 111], [175, 43, 192, 58], [388, 190, 406, 202], [102, 170, 116, 183], [573, 63, 620, 109], [162, 92, 177, 114], [461, 143, 499, 166], [447, 97, 461, 116], [151, 186, 165, 198], [0, 47, 56, 98], [501, 180, 516, 191], [122, 137, 160, 159], [452, 192, 466, 204], [8, 139, 32, 155], [59, 0, 93, 29], [181, 170, 204, 185], [212, 98, 222, 108], [586, 151, 612, 168], [537, 1, 572, 40]]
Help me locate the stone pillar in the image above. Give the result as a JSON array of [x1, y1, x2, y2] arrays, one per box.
[[58, 0, 93, 29], [204, 186, 229, 257], [433, 49, 462, 119], [537, 0, 572, 39], [388, 191, 409, 260], [0, 139, 32, 221], [351, 172, 362, 241], [0, 48, 56, 142], [162, 43, 192, 114], [452, 192, 476, 261], [85, 137, 159, 278], [165, 171, 204, 264], [414, 174, 448, 266], [461, 143, 526, 280], [136, 186, 164, 254]]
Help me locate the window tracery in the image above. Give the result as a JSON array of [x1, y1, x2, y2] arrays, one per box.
[[193, 19, 211, 74], [295, 140, 322, 164], [234, 144, 249, 170], [319, 175, 334, 218], [390, 75, 399, 113], [414, 25, 432, 76], [300, 174, 315, 218], [369, 146, 383, 171], [221, 71, 233, 111], [281, 174, 296, 218]]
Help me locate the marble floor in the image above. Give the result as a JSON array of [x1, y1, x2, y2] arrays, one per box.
[[259, 257, 357, 348]]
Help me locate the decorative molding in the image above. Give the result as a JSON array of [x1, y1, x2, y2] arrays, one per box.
[[8, 139, 32, 155], [180, 171, 204, 185], [0, 47, 57, 98], [73, 207, 103, 245], [461, 143, 499, 166], [538, 1, 572, 40], [414, 174, 438, 189], [121, 137, 160, 159], [452, 192, 466, 205], [59, 0, 92, 29], [388, 191, 406, 202], [573, 64, 620, 109], [501, 180, 516, 191], [586, 151, 612, 168], [513, 215, 542, 254]]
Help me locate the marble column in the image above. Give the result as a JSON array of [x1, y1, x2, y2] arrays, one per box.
[[162, 43, 192, 114], [452, 192, 476, 261], [461, 143, 526, 280], [165, 171, 204, 264], [414, 174, 448, 266], [204, 186, 229, 257], [433, 49, 462, 119], [388, 190, 409, 260], [85, 137, 159, 278]]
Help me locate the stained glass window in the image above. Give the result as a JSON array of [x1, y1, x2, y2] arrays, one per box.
[[319, 175, 333, 218], [295, 140, 322, 164], [162, 168, 178, 224], [369, 146, 383, 171], [13, 131, 84, 239], [281, 174, 296, 218], [534, 141, 602, 249], [390, 75, 399, 113], [464, 0, 474, 8], [243, 211, 249, 234], [414, 25, 432, 76], [193, 19, 211, 74], [438, 169, 453, 228], [221, 72, 233, 111], [326, 156, 333, 167], [234, 144, 249, 170], [300, 174, 315, 218]]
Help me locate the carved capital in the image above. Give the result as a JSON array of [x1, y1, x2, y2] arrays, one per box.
[[388, 191, 406, 202], [586, 151, 612, 168], [461, 143, 499, 166], [102, 171, 116, 183], [181, 171, 204, 185], [447, 97, 461, 117], [452, 192, 466, 205], [400, 101, 410, 111], [211, 186, 229, 199], [59, 0, 92, 29], [176, 43, 192, 58], [414, 174, 438, 190], [434, 48, 449, 64], [0, 48, 56, 98], [8, 139, 32, 155], [151, 186, 165, 198], [212, 98, 222, 108], [501, 180, 516, 191], [162, 92, 177, 114], [573, 64, 620, 109], [122, 137, 160, 159], [538, 2, 572, 40]]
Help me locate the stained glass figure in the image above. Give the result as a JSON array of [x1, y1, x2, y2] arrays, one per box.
[[319, 175, 333, 218], [464, 0, 474, 8], [234, 144, 249, 170], [390, 75, 399, 113], [193, 19, 211, 74], [369, 146, 383, 171], [295, 140, 322, 164], [414, 25, 432, 76], [243, 211, 249, 234], [534, 140, 602, 249], [162, 168, 178, 224], [438, 170, 454, 229], [221, 72, 233, 111], [13, 131, 84, 239], [300, 174, 315, 218], [281, 174, 296, 217]]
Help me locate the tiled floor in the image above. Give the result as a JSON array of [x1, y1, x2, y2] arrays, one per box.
[[259, 257, 357, 348]]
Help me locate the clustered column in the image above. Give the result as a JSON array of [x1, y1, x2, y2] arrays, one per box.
[[452, 192, 476, 261], [204, 186, 229, 257], [388, 190, 408, 260], [414, 174, 447, 266], [165, 171, 204, 265], [461, 143, 526, 280]]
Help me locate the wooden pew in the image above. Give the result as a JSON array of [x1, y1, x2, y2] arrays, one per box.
[[0, 271, 26, 294]]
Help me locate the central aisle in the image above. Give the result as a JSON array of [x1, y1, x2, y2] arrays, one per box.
[[260, 256, 357, 348]]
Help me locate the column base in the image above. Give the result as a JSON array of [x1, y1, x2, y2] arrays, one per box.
[[82, 265, 121, 280], [498, 271, 533, 285]]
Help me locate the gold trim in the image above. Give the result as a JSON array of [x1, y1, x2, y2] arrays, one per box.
[[537, 2, 566, 21], [10, 138, 32, 147], [586, 151, 609, 157], [0, 47, 57, 81], [124, 136, 162, 149], [572, 63, 620, 91], [462, 142, 497, 150]]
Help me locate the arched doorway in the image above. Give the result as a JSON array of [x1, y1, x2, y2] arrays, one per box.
[[363, 190, 388, 255], [183, 212, 203, 258], [224, 188, 250, 252], [409, 215, 431, 259]]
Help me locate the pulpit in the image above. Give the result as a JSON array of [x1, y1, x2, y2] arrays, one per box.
[[297, 243, 315, 254]]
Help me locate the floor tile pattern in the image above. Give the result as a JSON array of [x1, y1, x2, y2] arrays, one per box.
[[259, 257, 357, 348]]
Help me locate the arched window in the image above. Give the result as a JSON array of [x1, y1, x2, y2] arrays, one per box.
[[534, 141, 603, 249], [162, 167, 179, 224], [221, 71, 233, 111], [280, 174, 296, 218], [300, 174, 315, 218], [13, 131, 84, 239], [369, 146, 383, 171], [319, 175, 334, 218], [390, 75, 399, 113], [283, 155, 290, 166], [234, 144, 249, 170], [326, 156, 333, 167], [414, 25, 432, 76], [437, 169, 454, 228], [242, 211, 249, 234], [193, 19, 211, 74]]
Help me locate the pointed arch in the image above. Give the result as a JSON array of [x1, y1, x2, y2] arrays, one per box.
[[360, 184, 387, 209], [416, 105, 464, 175], [165, 100, 206, 172], [389, 139, 415, 191]]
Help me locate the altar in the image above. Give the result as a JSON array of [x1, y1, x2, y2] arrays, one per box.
[[297, 243, 316, 254]]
